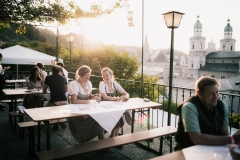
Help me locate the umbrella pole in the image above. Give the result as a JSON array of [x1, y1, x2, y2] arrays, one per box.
[[16, 64, 18, 79]]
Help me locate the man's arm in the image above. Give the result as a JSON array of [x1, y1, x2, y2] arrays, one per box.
[[188, 132, 232, 145], [43, 84, 48, 93], [65, 84, 68, 92]]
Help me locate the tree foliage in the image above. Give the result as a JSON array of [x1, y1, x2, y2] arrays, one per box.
[[60, 46, 139, 79], [0, 0, 134, 32]]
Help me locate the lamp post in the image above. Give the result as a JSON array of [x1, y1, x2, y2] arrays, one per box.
[[66, 33, 75, 78], [56, 26, 59, 62], [162, 11, 184, 126], [141, 0, 144, 98]]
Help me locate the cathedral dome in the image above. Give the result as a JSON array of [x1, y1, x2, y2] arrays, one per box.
[[194, 15, 202, 29], [224, 19, 232, 32]]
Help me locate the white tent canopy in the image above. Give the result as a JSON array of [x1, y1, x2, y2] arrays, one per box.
[[0, 45, 62, 65], [0, 45, 63, 79]]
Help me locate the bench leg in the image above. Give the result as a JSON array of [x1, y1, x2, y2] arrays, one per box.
[[9, 113, 12, 126], [29, 127, 35, 154], [28, 128, 32, 153], [131, 110, 135, 133], [19, 116, 24, 139], [37, 122, 41, 151], [159, 135, 173, 155], [159, 136, 163, 155], [169, 135, 173, 152], [14, 116, 17, 131]]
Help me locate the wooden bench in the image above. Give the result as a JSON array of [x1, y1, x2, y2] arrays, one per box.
[[2, 99, 23, 104], [36, 126, 177, 160], [18, 119, 67, 153], [10, 111, 25, 131]]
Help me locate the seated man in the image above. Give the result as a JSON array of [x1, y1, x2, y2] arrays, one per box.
[[175, 76, 240, 150], [43, 65, 68, 106], [43, 65, 68, 129]]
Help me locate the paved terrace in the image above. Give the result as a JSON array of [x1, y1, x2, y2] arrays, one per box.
[[0, 102, 174, 160]]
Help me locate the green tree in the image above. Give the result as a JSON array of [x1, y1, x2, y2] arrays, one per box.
[[0, 0, 134, 32]]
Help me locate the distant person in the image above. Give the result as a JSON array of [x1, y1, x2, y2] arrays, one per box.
[[68, 65, 104, 143], [175, 76, 240, 150], [23, 66, 45, 108], [0, 53, 10, 107], [99, 67, 129, 138], [36, 62, 47, 81], [49, 61, 68, 81]]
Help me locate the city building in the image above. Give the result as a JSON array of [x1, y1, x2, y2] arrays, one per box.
[[188, 16, 240, 80]]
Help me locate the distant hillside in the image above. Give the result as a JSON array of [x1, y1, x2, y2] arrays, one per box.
[[0, 27, 29, 44]]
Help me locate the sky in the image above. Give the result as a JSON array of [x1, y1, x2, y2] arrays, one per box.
[[55, 0, 240, 54]]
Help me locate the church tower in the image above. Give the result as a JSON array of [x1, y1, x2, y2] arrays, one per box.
[[188, 15, 206, 80], [220, 19, 236, 51], [143, 34, 150, 62]]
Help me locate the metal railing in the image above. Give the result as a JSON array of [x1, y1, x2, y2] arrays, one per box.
[[90, 75, 240, 133]]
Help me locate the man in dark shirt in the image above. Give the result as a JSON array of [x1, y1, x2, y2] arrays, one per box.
[[43, 65, 68, 129], [43, 65, 68, 106]]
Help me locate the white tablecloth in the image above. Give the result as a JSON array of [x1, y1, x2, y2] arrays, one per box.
[[182, 145, 233, 160], [52, 101, 128, 133]]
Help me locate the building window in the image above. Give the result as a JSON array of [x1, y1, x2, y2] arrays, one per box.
[[211, 75, 215, 78], [221, 76, 225, 79], [191, 64, 193, 68], [200, 64, 202, 68], [232, 61, 235, 62], [213, 60, 215, 62], [191, 74, 193, 77], [200, 44, 202, 49], [222, 61, 224, 62], [192, 45, 194, 49], [231, 46, 233, 50]]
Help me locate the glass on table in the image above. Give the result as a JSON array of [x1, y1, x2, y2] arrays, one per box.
[[89, 99, 97, 108]]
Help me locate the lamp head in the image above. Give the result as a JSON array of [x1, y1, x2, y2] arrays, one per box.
[[67, 33, 75, 43], [162, 11, 184, 29]]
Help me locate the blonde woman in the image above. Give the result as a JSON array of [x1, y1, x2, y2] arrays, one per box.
[[68, 65, 104, 143], [99, 67, 129, 138]]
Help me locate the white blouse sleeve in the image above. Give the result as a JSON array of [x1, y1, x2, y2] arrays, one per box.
[[114, 81, 125, 94], [87, 81, 92, 93], [69, 81, 79, 95], [99, 81, 106, 93]]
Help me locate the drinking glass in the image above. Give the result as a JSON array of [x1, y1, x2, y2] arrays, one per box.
[[89, 100, 97, 108]]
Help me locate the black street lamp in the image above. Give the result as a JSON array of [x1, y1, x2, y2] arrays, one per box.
[[162, 11, 184, 126], [66, 33, 75, 78]]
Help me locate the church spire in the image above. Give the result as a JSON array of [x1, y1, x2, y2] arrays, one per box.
[[193, 15, 202, 37]]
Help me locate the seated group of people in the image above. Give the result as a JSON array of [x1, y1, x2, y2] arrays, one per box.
[[25, 63, 129, 143]]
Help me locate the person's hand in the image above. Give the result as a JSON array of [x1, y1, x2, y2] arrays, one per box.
[[39, 72, 44, 79], [229, 146, 240, 160], [92, 94, 101, 101], [3, 66, 10, 72], [120, 95, 128, 101]]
